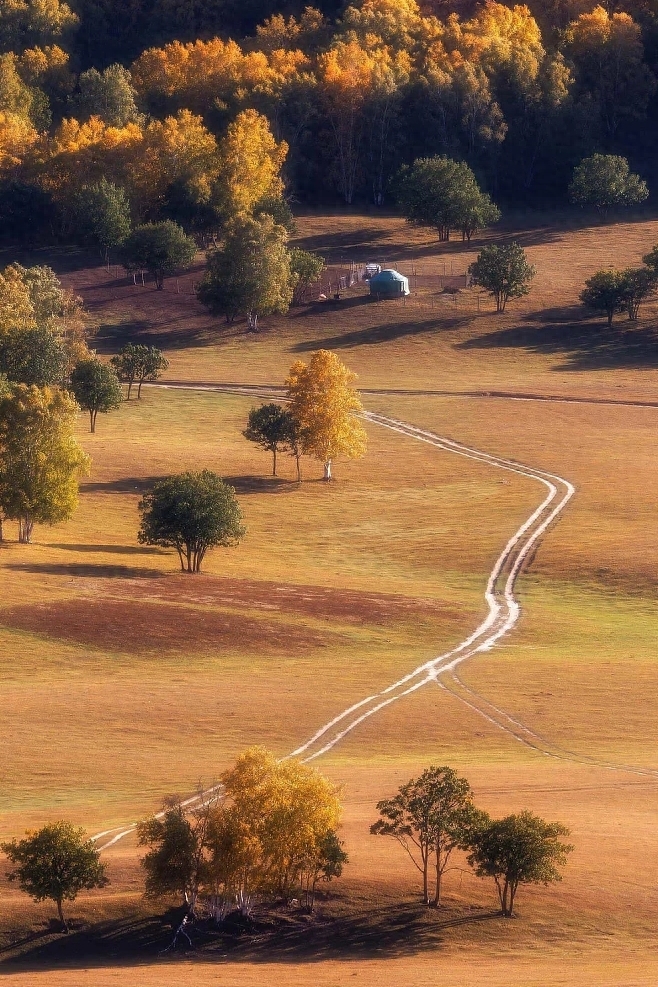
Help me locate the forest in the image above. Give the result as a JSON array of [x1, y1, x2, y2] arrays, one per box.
[[0, 0, 656, 243]]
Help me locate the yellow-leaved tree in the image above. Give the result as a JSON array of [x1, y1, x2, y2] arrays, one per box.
[[213, 108, 287, 220], [0, 384, 89, 543], [286, 349, 367, 481], [219, 746, 345, 904]]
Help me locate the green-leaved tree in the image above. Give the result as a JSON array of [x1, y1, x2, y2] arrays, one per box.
[[69, 358, 123, 432], [197, 214, 293, 329], [2, 822, 108, 932], [138, 470, 245, 573], [121, 221, 196, 289], [469, 242, 536, 313], [467, 810, 573, 917], [371, 766, 484, 907], [398, 156, 500, 242], [569, 154, 648, 217]]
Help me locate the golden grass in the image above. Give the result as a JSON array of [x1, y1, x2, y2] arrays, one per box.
[[2, 213, 658, 983]]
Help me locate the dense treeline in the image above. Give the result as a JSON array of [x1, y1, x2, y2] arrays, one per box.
[[0, 0, 656, 238]]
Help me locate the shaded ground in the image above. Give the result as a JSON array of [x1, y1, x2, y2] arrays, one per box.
[[1, 898, 500, 969]]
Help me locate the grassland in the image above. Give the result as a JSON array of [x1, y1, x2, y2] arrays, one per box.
[[1, 211, 658, 985]]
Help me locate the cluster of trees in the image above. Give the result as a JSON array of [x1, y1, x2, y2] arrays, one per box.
[[1, 747, 346, 932], [0, 0, 655, 239], [135, 350, 366, 574], [0, 261, 172, 542], [244, 349, 367, 482], [371, 765, 573, 917], [580, 239, 658, 325], [1, 756, 573, 936], [139, 747, 347, 919]]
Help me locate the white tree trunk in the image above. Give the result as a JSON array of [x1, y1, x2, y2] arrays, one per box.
[[323, 460, 332, 481]]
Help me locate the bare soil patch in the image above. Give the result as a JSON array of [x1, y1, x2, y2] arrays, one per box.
[[120, 574, 455, 625], [0, 598, 347, 657]]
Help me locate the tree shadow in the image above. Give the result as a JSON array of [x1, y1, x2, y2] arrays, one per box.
[[221, 474, 297, 494], [457, 313, 658, 370], [80, 476, 162, 495], [2, 563, 163, 579], [46, 543, 164, 556], [94, 317, 223, 354], [292, 315, 470, 351], [1, 902, 501, 970]]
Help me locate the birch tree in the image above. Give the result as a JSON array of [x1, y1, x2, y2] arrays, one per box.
[[286, 350, 366, 481]]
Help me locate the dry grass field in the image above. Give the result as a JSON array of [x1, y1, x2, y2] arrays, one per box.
[[1, 211, 658, 985]]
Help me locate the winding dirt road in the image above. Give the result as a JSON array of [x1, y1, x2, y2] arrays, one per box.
[[92, 395, 592, 850]]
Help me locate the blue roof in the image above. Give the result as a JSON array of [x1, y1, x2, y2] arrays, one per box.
[[370, 269, 407, 282]]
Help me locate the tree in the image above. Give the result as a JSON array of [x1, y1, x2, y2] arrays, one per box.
[[0, 384, 89, 542], [213, 108, 287, 220], [71, 178, 131, 260], [197, 214, 293, 329], [579, 269, 627, 326], [568, 154, 648, 217], [220, 746, 344, 900], [110, 343, 168, 399], [67, 64, 140, 127], [620, 267, 655, 321], [69, 358, 122, 432], [289, 247, 324, 304], [371, 766, 483, 907], [137, 799, 213, 914], [244, 403, 292, 477], [0, 325, 67, 385], [299, 829, 348, 912], [467, 810, 573, 917], [137, 470, 245, 573], [121, 221, 196, 290], [469, 243, 536, 313], [2, 822, 107, 932], [286, 350, 367, 481], [397, 156, 500, 243]]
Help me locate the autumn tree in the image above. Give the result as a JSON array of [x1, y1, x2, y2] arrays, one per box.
[[2, 822, 107, 932], [69, 358, 122, 432], [213, 109, 287, 221], [197, 214, 293, 329], [120, 221, 196, 290], [398, 156, 500, 242], [579, 269, 627, 326], [0, 384, 89, 542], [568, 154, 648, 217], [244, 402, 293, 477], [110, 343, 168, 399], [469, 242, 536, 313], [286, 349, 367, 481], [138, 470, 245, 573], [467, 811, 573, 917], [564, 7, 656, 138], [371, 766, 484, 907], [220, 746, 344, 900], [0, 0, 78, 53]]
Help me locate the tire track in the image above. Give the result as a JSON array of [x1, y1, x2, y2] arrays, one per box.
[[93, 404, 580, 848]]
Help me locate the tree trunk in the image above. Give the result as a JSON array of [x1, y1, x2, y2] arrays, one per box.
[[272, 447, 277, 477], [433, 847, 443, 907], [323, 460, 332, 481], [127, 381, 133, 400], [422, 855, 429, 905], [90, 410, 96, 433], [607, 309, 614, 327], [295, 454, 302, 483], [0, 516, 3, 542], [137, 379, 144, 399], [57, 898, 68, 933], [18, 515, 33, 543]]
